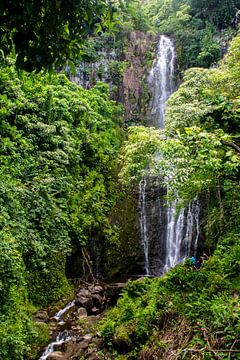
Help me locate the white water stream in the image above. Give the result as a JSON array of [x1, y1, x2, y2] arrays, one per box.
[[54, 300, 75, 324], [39, 301, 75, 360], [39, 331, 72, 360], [139, 177, 149, 275], [148, 35, 175, 128]]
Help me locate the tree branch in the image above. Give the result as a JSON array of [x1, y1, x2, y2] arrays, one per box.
[[182, 348, 240, 353], [221, 140, 240, 154], [81, 247, 97, 283]]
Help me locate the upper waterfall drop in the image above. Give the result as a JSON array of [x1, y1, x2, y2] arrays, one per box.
[[148, 35, 175, 128]]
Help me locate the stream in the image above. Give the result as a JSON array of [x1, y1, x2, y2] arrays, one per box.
[[37, 282, 125, 360], [39, 301, 77, 360]]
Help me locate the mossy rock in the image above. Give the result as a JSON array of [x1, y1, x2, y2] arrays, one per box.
[[26, 254, 74, 307]]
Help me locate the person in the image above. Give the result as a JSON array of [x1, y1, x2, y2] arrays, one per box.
[[190, 256, 196, 268], [190, 256, 202, 270], [190, 256, 196, 265], [194, 258, 202, 270], [200, 253, 209, 266]]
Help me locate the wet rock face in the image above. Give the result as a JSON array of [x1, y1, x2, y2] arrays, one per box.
[[139, 177, 168, 276], [48, 334, 105, 359], [123, 31, 156, 123], [47, 352, 65, 360], [68, 30, 155, 124], [138, 177, 205, 276], [34, 310, 49, 323], [102, 190, 143, 280]]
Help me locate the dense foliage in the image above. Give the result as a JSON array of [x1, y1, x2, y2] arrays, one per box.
[[0, 0, 149, 72], [120, 34, 240, 204], [0, 0, 113, 71], [0, 60, 121, 359], [100, 235, 240, 358], [166, 34, 240, 133], [144, 0, 240, 68]]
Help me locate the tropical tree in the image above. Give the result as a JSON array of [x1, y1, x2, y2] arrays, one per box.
[[0, 0, 111, 71], [190, 0, 240, 28]]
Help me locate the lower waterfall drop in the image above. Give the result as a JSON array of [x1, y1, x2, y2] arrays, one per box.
[[163, 198, 201, 273], [164, 204, 185, 272], [139, 176, 149, 275]]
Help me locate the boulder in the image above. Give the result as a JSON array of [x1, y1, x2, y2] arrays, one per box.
[[105, 283, 126, 305], [89, 285, 104, 294], [90, 306, 101, 315], [75, 296, 93, 311], [77, 289, 91, 297], [47, 351, 65, 360], [64, 342, 85, 359], [92, 293, 103, 307], [78, 340, 89, 349], [77, 307, 87, 318], [34, 310, 49, 322], [91, 337, 103, 347], [83, 333, 92, 342]]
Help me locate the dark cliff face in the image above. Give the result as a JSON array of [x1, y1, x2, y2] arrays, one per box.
[[140, 177, 168, 276], [138, 177, 206, 277], [122, 31, 156, 123], [64, 31, 157, 280], [68, 31, 156, 124], [102, 190, 143, 280], [101, 180, 169, 279]]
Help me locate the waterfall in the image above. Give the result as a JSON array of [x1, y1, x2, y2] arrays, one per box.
[[39, 331, 72, 360], [39, 301, 75, 359], [148, 35, 175, 128], [164, 204, 185, 272], [139, 177, 149, 275], [139, 35, 201, 276], [163, 198, 200, 272], [54, 300, 75, 324]]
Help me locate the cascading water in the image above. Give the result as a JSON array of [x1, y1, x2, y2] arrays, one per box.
[[148, 35, 175, 128], [163, 198, 200, 272], [164, 204, 185, 272], [139, 177, 149, 275], [54, 300, 75, 325], [39, 301, 75, 360], [139, 35, 201, 275], [39, 331, 72, 360]]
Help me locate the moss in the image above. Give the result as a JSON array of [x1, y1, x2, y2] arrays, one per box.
[[114, 323, 135, 351], [25, 322, 50, 360], [104, 190, 140, 278], [26, 254, 74, 307], [100, 234, 240, 358]]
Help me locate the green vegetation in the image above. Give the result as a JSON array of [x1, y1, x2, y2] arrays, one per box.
[[100, 236, 239, 358], [0, 0, 240, 359], [0, 59, 122, 359], [0, 0, 149, 72], [0, 0, 111, 71], [120, 34, 240, 207], [144, 0, 240, 68], [100, 32, 240, 359]]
